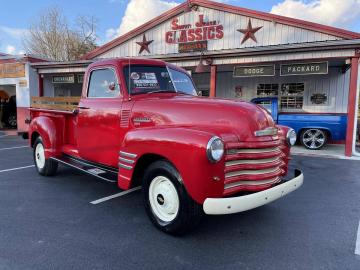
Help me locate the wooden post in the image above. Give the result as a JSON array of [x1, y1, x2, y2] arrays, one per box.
[[345, 56, 359, 157], [38, 74, 44, 97], [210, 65, 217, 98]]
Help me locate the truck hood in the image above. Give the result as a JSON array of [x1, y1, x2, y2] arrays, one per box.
[[131, 94, 275, 142]]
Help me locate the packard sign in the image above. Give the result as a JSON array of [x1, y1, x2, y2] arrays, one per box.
[[281, 62, 328, 76], [233, 65, 275, 77], [165, 14, 224, 52]]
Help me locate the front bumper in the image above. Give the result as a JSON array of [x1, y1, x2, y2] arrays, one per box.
[[203, 169, 303, 215]]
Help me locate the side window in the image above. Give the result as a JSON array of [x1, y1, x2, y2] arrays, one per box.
[[88, 68, 120, 98]]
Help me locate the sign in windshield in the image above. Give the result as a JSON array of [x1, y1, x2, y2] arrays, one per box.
[[124, 65, 196, 96]]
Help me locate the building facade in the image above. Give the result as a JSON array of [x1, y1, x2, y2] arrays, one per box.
[[31, 0, 360, 156], [0, 54, 45, 132]]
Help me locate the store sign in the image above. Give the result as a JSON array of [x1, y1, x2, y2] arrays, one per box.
[[310, 93, 328, 104], [19, 80, 27, 87], [179, 41, 207, 53], [281, 62, 328, 76], [52, 75, 75, 84], [165, 14, 224, 49], [233, 65, 275, 77], [0, 63, 25, 79]]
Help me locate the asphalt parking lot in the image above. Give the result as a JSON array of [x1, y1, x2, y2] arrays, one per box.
[[0, 134, 359, 270]]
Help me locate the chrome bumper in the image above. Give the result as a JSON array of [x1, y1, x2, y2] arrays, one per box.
[[203, 169, 304, 215]]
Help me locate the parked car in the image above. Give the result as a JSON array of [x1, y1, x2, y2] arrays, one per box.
[[251, 97, 347, 150], [28, 58, 303, 234], [1, 95, 17, 128]]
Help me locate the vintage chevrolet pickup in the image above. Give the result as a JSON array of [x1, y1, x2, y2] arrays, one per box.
[[28, 58, 303, 234]]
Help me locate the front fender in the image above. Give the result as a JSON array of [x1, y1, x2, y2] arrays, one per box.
[[121, 127, 225, 204], [29, 116, 63, 158]]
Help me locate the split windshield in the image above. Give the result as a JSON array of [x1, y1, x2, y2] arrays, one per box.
[[123, 65, 197, 96]]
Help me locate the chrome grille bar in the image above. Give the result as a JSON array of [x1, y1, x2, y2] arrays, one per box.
[[225, 167, 280, 178], [225, 157, 279, 167], [225, 177, 281, 190], [227, 147, 278, 154]]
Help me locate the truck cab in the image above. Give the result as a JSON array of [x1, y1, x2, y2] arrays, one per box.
[[28, 58, 303, 234]]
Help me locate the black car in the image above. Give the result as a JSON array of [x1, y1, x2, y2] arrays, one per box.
[[1, 96, 17, 128]]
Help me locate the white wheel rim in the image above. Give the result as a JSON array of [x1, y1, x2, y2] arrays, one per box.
[[149, 176, 179, 223], [35, 143, 46, 169]]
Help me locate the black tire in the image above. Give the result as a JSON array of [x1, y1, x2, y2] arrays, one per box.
[[300, 128, 328, 150], [142, 160, 203, 235], [33, 137, 58, 176], [7, 114, 17, 128]]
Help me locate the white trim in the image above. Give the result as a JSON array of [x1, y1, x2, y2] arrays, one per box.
[[0, 165, 35, 173], [0, 146, 28, 151], [352, 60, 360, 157], [90, 186, 141, 205], [203, 171, 303, 215], [356, 221, 360, 255]]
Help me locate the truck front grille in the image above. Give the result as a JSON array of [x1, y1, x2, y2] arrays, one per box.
[[224, 140, 285, 195]]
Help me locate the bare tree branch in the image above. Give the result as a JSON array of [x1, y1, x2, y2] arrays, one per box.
[[23, 7, 97, 61]]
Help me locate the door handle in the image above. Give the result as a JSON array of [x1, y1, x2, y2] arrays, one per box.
[[78, 106, 90, 110]]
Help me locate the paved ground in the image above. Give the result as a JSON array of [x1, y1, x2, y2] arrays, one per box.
[[0, 135, 359, 270]]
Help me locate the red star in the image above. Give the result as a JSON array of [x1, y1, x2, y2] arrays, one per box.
[[136, 34, 153, 54], [237, 19, 263, 44]]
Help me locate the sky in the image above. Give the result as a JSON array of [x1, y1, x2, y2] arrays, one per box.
[[0, 0, 360, 55]]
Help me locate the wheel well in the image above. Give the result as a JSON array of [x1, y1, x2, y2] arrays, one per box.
[[131, 154, 168, 188], [299, 128, 331, 140], [30, 132, 40, 148]]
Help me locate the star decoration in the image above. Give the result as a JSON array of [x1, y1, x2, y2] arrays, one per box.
[[136, 34, 154, 54], [237, 19, 263, 44]]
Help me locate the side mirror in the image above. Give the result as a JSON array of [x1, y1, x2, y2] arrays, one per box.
[[108, 82, 116, 91]]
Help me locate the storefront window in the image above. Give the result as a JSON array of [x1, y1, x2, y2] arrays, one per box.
[[257, 84, 279, 96], [280, 83, 304, 110]]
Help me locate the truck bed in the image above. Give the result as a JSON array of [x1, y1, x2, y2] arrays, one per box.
[[31, 96, 80, 112], [30, 97, 80, 151]]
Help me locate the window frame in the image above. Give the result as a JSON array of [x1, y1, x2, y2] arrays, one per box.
[[86, 66, 121, 99], [167, 67, 198, 96]]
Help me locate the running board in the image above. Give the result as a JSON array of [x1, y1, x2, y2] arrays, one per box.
[[50, 156, 118, 183]]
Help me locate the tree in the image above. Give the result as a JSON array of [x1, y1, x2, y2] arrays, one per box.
[[23, 7, 97, 61]]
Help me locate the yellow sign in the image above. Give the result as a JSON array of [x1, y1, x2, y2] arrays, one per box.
[[19, 80, 27, 87], [0, 63, 25, 78]]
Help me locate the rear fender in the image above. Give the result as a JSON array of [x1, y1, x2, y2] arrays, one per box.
[[29, 116, 64, 158], [119, 127, 225, 204]]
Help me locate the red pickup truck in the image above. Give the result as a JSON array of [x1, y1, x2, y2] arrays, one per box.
[[28, 58, 303, 234]]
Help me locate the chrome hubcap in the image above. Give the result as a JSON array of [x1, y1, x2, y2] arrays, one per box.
[[302, 129, 325, 149], [149, 176, 179, 222]]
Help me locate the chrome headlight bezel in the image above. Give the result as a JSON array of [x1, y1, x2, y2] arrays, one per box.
[[286, 129, 297, 146], [206, 136, 224, 163]]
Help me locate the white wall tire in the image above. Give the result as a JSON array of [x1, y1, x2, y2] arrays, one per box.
[[143, 160, 203, 235], [33, 137, 58, 176]]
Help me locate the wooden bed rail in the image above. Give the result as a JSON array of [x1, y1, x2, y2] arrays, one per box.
[[31, 96, 81, 111]]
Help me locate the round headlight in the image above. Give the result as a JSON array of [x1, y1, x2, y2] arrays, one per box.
[[206, 136, 224, 163], [286, 129, 297, 146]]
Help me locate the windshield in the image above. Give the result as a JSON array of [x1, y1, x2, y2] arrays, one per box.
[[123, 65, 197, 96]]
